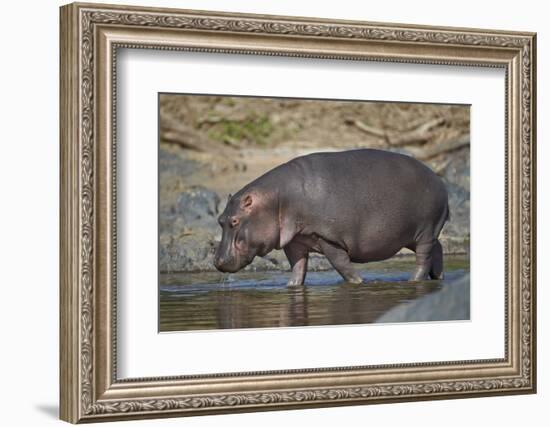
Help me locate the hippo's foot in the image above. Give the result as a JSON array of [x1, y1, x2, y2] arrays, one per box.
[[411, 265, 430, 281], [287, 277, 305, 287], [284, 242, 309, 288], [318, 238, 364, 285], [344, 274, 364, 285], [429, 240, 444, 280], [430, 272, 444, 280], [411, 239, 444, 281]]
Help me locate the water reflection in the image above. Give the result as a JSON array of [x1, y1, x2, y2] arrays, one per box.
[[159, 255, 469, 332]]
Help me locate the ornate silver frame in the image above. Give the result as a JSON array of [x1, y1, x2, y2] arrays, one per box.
[[60, 2, 536, 423]]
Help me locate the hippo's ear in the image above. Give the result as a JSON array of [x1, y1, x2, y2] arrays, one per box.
[[240, 194, 254, 213]]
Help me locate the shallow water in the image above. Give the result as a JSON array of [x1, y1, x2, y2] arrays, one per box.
[[159, 255, 469, 332]]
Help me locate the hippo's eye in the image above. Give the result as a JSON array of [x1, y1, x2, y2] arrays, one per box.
[[230, 217, 240, 227]]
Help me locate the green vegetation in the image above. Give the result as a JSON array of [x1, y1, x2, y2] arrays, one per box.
[[208, 114, 274, 146]]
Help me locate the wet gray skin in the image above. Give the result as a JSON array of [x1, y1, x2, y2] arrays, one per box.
[[214, 149, 449, 286]]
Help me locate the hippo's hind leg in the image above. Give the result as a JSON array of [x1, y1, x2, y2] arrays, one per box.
[[411, 240, 434, 281], [410, 238, 444, 281], [284, 241, 309, 287], [318, 239, 363, 284], [429, 240, 444, 280]]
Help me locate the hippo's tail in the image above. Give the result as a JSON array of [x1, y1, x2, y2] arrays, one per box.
[[434, 202, 450, 239]]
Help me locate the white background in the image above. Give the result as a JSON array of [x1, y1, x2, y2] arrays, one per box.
[[118, 50, 504, 377], [0, 0, 546, 426]]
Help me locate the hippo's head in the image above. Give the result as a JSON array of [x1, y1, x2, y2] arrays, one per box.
[[213, 191, 279, 273]]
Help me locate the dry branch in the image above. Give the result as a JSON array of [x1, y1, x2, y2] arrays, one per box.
[[413, 134, 470, 160], [347, 120, 387, 138], [346, 117, 446, 147], [160, 117, 233, 154], [387, 117, 445, 146]]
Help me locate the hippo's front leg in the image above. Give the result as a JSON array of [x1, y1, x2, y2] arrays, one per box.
[[318, 239, 363, 284], [284, 241, 309, 287]]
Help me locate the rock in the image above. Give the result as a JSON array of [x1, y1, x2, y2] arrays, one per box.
[[376, 273, 470, 323], [431, 146, 470, 254], [444, 183, 470, 235], [159, 148, 201, 211], [175, 186, 221, 229], [441, 147, 470, 191], [159, 229, 217, 272], [159, 186, 222, 272], [159, 147, 198, 177]]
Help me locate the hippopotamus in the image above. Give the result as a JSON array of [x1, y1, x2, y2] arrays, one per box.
[[213, 149, 449, 286]]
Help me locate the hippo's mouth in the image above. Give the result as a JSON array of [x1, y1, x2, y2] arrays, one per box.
[[213, 234, 256, 273]]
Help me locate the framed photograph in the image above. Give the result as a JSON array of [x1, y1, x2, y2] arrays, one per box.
[[60, 2, 536, 423]]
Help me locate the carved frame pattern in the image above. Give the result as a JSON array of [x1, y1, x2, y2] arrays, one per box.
[[60, 2, 536, 423]]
